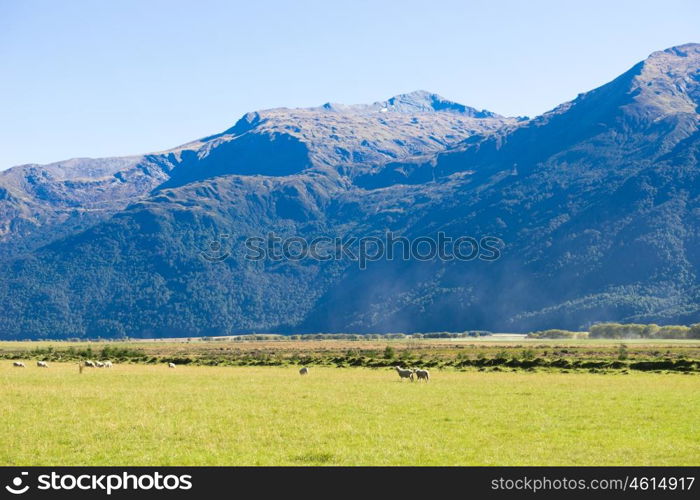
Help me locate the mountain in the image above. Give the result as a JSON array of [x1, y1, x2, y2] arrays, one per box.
[[0, 91, 510, 258], [304, 44, 700, 332], [0, 45, 698, 338]]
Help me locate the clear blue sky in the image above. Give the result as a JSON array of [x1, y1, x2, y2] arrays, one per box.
[[1, 0, 698, 170]]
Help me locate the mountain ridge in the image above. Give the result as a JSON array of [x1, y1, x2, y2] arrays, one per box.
[[0, 91, 512, 257], [0, 44, 698, 338]]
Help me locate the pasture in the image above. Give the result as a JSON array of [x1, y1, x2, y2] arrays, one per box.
[[1, 361, 698, 466]]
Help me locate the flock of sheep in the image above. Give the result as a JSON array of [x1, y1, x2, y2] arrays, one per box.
[[12, 360, 170, 370], [78, 360, 113, 372], [83, 360, 113, 368], [13, 361, 212, 370], [394, 366, 430, 382], [11, 360, 117, 370], [13, 361, 51, 368], [12, 361, 430, 381], [299, 365, 430, 382]]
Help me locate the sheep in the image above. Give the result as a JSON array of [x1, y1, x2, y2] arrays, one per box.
[[168, 363, 176, 368], [299, 366, 309, 376], [13, 361, 25, 368], [37, 361, 48, 368], [414, 368, 430, 382], [84, 360, 96, 368], [95, 361, 105, 368], [103, 361, 113, 368], [395, 366, 414, 381]]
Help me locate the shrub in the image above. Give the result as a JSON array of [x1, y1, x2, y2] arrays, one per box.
[[617, 345, 629, 361], [399, 350, 414, 361], [656, 325, 690, 339], [690, 324, 700, 339], [590, 323, 691, 339], [527, 329, 583, 339], [521, 349, 536, 360]]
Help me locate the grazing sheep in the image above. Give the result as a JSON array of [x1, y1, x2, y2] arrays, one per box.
[[95, 361, 105, 368], [415, 368, 430, 382], [84, 360, 96, 368], [168, 363, 176, 368], [104, 361, 113, 368], [395, 366, 414, 381], [13, 362, 25, 368], [37, 361, 48, 368], [299, 366, 309, 376]]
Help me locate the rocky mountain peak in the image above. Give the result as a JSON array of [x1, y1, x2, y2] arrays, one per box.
[[319, 90, 500, 118], [382, 90, 499, 117]]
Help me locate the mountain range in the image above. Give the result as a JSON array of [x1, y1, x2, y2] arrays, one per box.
[[0, 44, 698, 339]]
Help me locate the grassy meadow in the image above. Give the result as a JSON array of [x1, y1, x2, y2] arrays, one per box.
[[1, 359, 698, 466]]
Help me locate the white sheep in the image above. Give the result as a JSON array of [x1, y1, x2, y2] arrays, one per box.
[[84, 360, 96, 368], [168, 362, 176, 368], [13, 361, 25, 368], [415, 368, 430, 382], [299, 366, 309, 376], [103, 361, 113, 368], [395, 366, 414, 381], [95, 361, 105, 368], [37, 361, 48, 368]]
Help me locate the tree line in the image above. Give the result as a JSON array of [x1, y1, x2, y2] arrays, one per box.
[[529, 323, 700, 339]]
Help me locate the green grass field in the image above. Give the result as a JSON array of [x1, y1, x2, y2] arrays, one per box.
[[1, 362, 698, 466]]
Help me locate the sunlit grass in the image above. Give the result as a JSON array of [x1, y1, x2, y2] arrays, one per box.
[[0, 363, 697, 465]]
